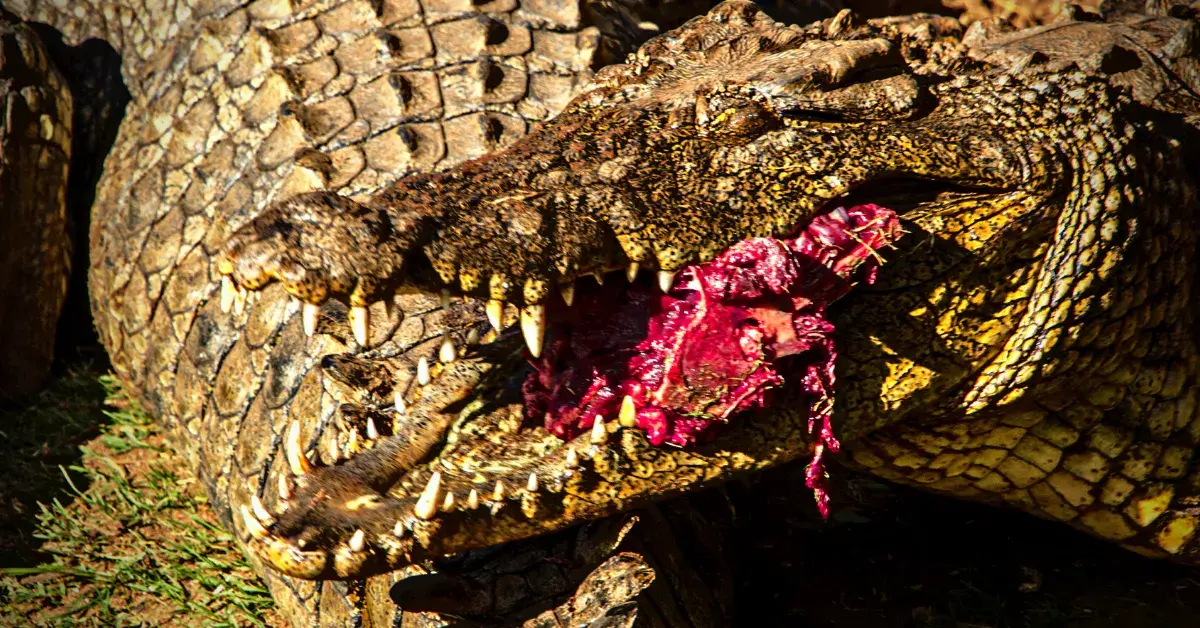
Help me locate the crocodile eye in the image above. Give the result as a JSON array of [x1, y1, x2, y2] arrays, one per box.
[[704, 97, 782, 139]]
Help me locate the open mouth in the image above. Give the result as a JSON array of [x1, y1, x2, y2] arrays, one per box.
[[523, 204, 902, 513], [230, 191, 915, 581], [216, 0, 1056, 582]]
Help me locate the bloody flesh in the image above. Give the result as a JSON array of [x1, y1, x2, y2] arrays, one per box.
[[523, 204, 902, 515]]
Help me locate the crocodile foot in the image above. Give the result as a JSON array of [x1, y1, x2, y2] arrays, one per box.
[[522, 552, 653, 627], [387, 516, 652, 622]]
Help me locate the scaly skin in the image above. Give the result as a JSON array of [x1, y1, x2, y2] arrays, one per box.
[[8, 0, 1200, 624], [4, 0, 760, 624], [220, 0, 1200, 583], [0, 17, 72, 400]]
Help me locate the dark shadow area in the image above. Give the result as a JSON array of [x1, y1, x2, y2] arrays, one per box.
[[29, 24, 130, 361], [0, 362, 111, 567], [0, 25, 127, 568], [730, 463, 1200, 627]]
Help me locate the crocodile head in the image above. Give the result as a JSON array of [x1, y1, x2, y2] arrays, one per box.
[[219, 2, 1200, 579]]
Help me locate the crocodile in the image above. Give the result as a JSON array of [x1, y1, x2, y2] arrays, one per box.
[[0, 12, 128, 401], [2, 0, 812, 624], [5, 0, 1200, 625], [0, 18, 71, 400]]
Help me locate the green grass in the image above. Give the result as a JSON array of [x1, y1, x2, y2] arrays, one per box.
[[0, 371, 276, 627]]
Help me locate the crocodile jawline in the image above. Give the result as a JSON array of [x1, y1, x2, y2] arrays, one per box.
[[523, 203, 901, 507]]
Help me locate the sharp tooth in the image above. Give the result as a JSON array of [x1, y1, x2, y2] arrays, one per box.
[[526, 473, 538, 492], [383, 298, 396, 320], [492, 480, 505, 501], [233, 286, 248, 316], [442, 492, 455, 512], [394, 392, 406, 414], [695, 93, 711, 125], [592, 272, 605, 286], [349, 529, 365, 552], [417, 357, 431, 386], [490, 502, 503, 516], [277, 474, 292, 501], [302, 303, 319, 336], [366, 417, 379, 440], [626, 262, 640, 282], [350, 306, 369, 345], [393, 521, 406, 537], [285, 421, 313, 475], [520, 304, 546, 358], [220, 277, 237, 313], [330, 435, 343, 462], [565, 448, 579, 468], [831, 207, 850, 223], [560, 283, 575, 307], [440, 289, 451, 310], [413, 471, 442, 520], [657, 270, 677, 293], [241, 505, 270, 539], [486, 299, 505, 331], [590, 416, 608, 444], [250, 495, 275, 525], [618, 395, 637, 427], [466, 328, 480, 345], [467, 489, 480, 510], [439, 335, 457, 363]]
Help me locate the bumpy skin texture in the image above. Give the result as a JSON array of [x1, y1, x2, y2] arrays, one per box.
[[220, 0, 1200, 583], [0, 18, 72, 400], [944, 0, 1100, 27], [10, 0, 1200, 625], [3, 0, 754, 625]]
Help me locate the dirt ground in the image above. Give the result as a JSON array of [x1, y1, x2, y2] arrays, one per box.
[[0, 362, 283, 627]]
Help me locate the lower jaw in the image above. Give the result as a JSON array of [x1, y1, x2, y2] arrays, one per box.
[[523, 204, 903, 452]]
